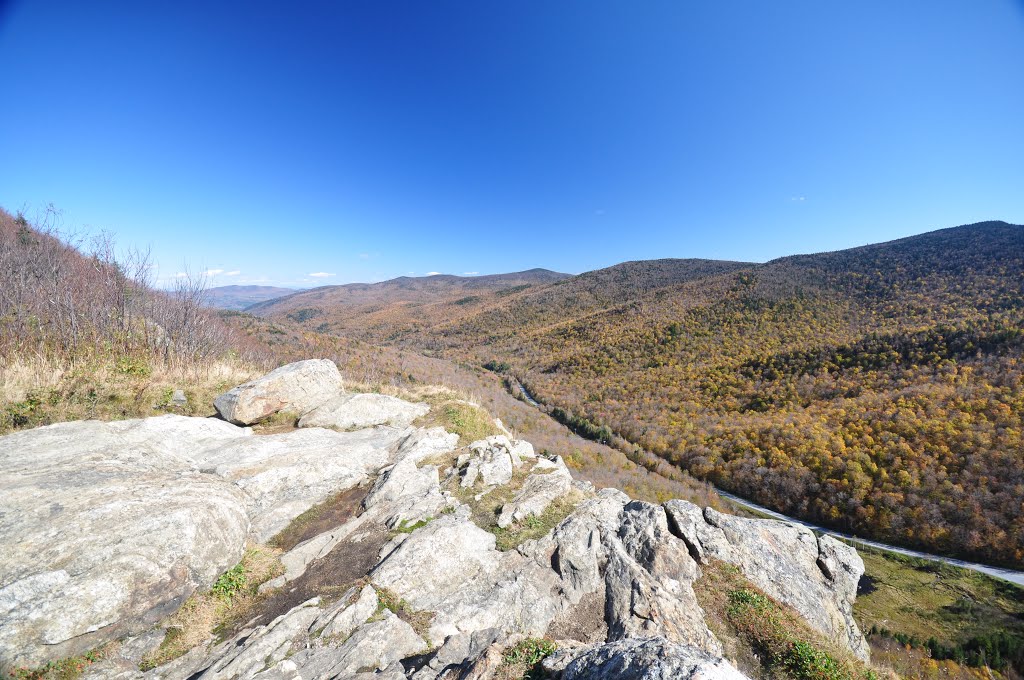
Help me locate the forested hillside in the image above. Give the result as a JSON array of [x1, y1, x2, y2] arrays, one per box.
[[258, 221, 1024, 566], [247, 267, 570, 341]]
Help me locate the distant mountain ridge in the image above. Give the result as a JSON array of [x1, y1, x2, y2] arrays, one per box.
[[247, 267, 572, 336], [205, 285, 296, 311]]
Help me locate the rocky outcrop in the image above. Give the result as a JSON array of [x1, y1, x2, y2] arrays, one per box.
[[298, 392, 429, 430], [0, 360, 872, 679], [213, 359, 343, 425], [497, 462, 572, 528], [544, 637, 748, 679], [0, 417, 251, 667], [458, 436, 516, 488], [0, 414, 411, 666], [664, 501, 870, 660]]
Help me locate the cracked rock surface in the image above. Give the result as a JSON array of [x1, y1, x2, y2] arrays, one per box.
[[0, 359, 871, 678]]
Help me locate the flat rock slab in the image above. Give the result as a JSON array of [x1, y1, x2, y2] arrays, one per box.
[[214, 359, 343, 425], [299, 392, 429, 431], [191, 425, 405, 541], [0, 417, 251, 668], [0, 414, 408, 667], [548, 637, 749, 680]]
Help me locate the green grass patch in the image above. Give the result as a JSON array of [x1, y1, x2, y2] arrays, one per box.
[[725, 588, 864, 680], [390, 517, 433, 537], [372, 586, 434, 643], [139, 546, 283, 671], [414, 397, 500, 445], [498, 637, 557, 680], [211, 563, 247, 601], [853, 543, 1024, 676], [490, 492, 582, 552]]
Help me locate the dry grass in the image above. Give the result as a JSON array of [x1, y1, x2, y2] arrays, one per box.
[[415, 398, 501, 445], [4, 644, 114, 680], [490, 490, 584, 551], [347, 379, 502, 445], [139, 545, 283, 670], [268, 484, 370, 552], [0, 354, 259, 434]]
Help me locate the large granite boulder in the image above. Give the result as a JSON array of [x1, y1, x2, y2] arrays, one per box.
[[213, 359, 342, 425], [0, 417, 251, 668], [0, 414, 407, 668]]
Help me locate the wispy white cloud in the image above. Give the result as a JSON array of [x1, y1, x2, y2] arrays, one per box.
[[203, 268, 224, 277], [309, 272, 336, 278], [224, 270, 241, 276], [425, 271, 442, 276], [175, 272, 188, 278], [358, 253, 370, 260], [461, 271, 479, 276], [790, 196, 806, 202]]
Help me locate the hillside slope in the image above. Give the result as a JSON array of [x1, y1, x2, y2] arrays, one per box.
[[205, 285, 295, 311], [258, 221, 1024, 566], [248, 268, 571, 339]]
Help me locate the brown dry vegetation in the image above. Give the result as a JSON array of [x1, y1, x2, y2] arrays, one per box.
[[0, 206, 274, 434], [0, 207, 264, 365], [139, 545, 283, 670]]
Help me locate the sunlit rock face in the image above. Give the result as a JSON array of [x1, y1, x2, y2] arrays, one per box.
[[0, 360, 869, 678]]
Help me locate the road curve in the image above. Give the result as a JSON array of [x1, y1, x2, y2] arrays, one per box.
[[717, 489, 1024, 587], [510, 379, 1024, 587]]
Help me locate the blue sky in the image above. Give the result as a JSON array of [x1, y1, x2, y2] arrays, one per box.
[[1, 1, 1022, 287]]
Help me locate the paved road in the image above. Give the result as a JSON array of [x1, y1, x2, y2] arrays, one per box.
[[510, 379, 1024, 587], [513, 380, 541, 407], [717, 489, 1024, 587]]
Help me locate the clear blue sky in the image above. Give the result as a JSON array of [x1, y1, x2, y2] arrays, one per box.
[[2, 1, 1022, 287]]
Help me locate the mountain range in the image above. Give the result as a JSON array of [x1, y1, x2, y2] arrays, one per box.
[[251, 221, 1024, 567], [205, 285, 296, 311]]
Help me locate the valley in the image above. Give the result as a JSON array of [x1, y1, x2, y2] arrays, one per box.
[[514, 374, 1024, 587], [253, 221, 1024, 569], [3, 208, 1024, 679]]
